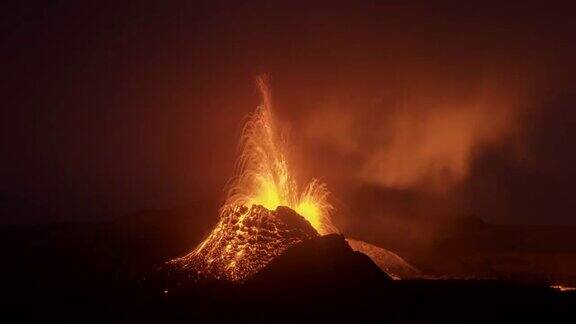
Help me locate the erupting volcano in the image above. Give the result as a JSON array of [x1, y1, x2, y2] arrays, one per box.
[[170, 77, 336, 281]]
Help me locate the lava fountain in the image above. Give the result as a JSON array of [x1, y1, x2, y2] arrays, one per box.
[[222, 76, 334, 234], [169, 76, 335, 281]]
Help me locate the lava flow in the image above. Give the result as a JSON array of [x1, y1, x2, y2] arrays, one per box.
[[169, 76, 335, 281]]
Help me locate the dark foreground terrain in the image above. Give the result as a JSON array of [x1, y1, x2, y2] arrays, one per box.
[[2, 204, 575, 323]]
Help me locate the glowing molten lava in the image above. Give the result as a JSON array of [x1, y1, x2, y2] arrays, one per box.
[[223, 77, 334, 234], [551, 285, 576, 292], [169, 76, 334, 281]]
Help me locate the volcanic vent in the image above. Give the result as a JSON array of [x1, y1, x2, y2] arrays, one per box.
[[169, 76, 335, 281]]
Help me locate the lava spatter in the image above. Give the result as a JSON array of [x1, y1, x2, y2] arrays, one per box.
[[169, 205, 318, 281]]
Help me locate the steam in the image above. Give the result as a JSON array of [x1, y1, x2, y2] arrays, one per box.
[[303, 78, 529, 192]]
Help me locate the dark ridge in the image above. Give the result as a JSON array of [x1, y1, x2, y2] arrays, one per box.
[[248, 233, 392, 289], [274, 205, 319, 237]]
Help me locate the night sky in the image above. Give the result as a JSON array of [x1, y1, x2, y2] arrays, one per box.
[[2, 1, 575, 226]]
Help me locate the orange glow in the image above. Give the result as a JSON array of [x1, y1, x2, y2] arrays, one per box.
[[551, 285, 576, 292]]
